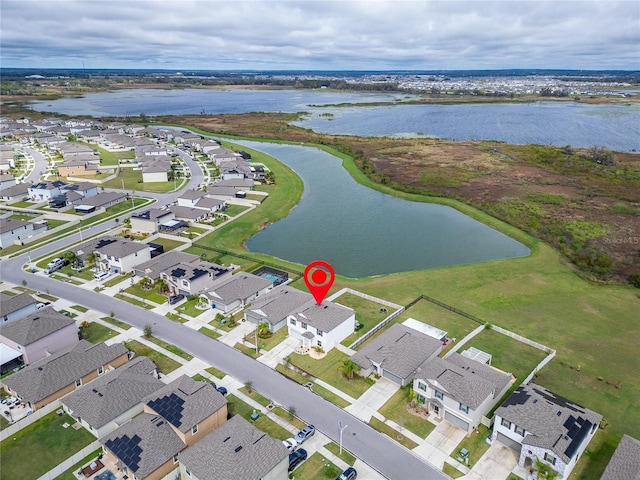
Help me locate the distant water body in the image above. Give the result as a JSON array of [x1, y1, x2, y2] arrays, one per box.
[[31, 89, 639, 151]]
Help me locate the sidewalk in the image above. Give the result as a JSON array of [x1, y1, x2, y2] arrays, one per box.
[[345, 377, 399, 422]]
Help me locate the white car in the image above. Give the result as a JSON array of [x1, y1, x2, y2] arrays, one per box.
[[282, 438, 298, 452]]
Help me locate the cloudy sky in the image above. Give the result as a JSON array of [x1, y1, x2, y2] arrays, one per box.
[[2, 0, 639, 70]]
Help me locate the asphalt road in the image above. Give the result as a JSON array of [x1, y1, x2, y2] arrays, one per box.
[[0, 140, 448, 480], [23, 147, 49, 183]]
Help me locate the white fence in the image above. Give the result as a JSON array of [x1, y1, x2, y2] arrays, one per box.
[[0, 399, 61, 441], [443, 324, 486, 358], [36, 441, 101, 480], [328, 287, 403, 310], [490, 325, 555, 353]]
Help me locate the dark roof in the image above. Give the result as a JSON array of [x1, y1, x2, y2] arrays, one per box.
[[495, 383, 603, 463], [3, 340, 128, 404], [0, 306, 75, 345], [62, 357, 164, 430], [80, 192, 126, 208], [0, 292, 37, 317], [351, 323, 442, 380], [102, 413, 185, 478], [144, 375, 226, 433], [131, 208, 174, 221], [416, 353, 512, 409], [179, 415, 288, 480], [0, 218, 30, 234], [168, 261, 229, 282], [169, 205, 209, 220], [601, 434, 640, 480]]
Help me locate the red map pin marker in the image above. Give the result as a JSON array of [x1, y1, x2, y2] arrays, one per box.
[[304, 260, 335, 305]]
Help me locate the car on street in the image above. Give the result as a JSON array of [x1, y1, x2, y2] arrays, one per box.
[[168, 294, 185, 305], [288, 448, 307, 472], [282, 438, 298, 452], [294, 425, 315, 444], [336, 467, 357, 480]]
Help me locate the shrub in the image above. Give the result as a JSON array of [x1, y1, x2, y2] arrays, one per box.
[[143, 324, 153, 337]]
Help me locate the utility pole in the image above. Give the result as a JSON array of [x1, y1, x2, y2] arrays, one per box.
[[339, 421, 348, 455], [78, 225, 83, 241]]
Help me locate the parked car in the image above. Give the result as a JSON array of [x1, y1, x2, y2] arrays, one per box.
[[216, 386, 228, 396], [44, 258, 67, 275], [94, 271, 110, 282], [282, 438, 298, 452], [210, 381, 217, 389], [168, 294, 185, 305], [336, 468, 357, 480], [288, 448, 307, 472], [36, 302, 51, 309], [294, 425, 316, 444]]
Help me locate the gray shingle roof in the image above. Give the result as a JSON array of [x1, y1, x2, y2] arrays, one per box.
[[131, 208, 174, 221], [61, 357, 164, 430], [0, 306, 75, 345], [102, 413, 185, 479], [179, 415, 289, 480], [246, 285, 312, 326], [169, 205, 209, 220], [144, 375, 226, 433], [0, 218, 29, 234], [84, 235, 149, 258], [417, 353, 512, 409], [290, 300, 355, 333], [0, 182, 30, 198], [203, 273, 272, 305], [601, 434, 640, 480], [81, 192, 126, 208], [351, 323, 442, 380], [2, 340, 128, 404], [206, 185, 240, 197], [495, 383, 603, 464], [135, 251, 200, 279], [167, 261, 229, 283], [195, 197, 225, 209], [0, 292, 37, 317], [179, 189, 207, 201]]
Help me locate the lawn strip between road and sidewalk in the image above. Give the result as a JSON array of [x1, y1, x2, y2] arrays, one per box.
[[124, 340, 181, 373]]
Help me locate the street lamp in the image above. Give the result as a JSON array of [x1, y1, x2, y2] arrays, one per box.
[[339, 421, 348, 455], [78, 225, 83, 241]]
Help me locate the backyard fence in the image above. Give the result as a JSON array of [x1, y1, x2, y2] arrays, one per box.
[[489, 325, 555, 353], [36, 440, 101, 480], [0, 399, 61, 441], [349, 306, 405, 350], [442, 324, 486, 358], [328, 288, 403, 310]]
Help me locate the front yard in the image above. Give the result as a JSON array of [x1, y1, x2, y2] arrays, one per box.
[[291, 452, 341, 479], [81, 322, 118, 344], [378, 387, 436, 439], [123, 283, 167, 304], [0, 411, 95, 480], [124, 340, 181, 374], [243, 325, 288, 351], [226, 394, 291, 440], [288, 349, 372, 399], [450, 424, 491, 468]]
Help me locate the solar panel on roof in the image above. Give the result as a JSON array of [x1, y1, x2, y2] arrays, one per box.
[[106, 434, 143, 472], [563, 415, 576, 430], [565, 421, 593, 458], [147, 393, 185, 427]]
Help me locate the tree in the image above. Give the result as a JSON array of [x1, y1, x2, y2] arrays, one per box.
[[338, 359, 361, 380], [143, 324, 153, 338], [257, 321, 271, 338], [244, 380, 253, 393], [85, 251, 98, 268], [154, 277, 168, 294], [588, 145, 615, 166], [287, 405, 297, 420]]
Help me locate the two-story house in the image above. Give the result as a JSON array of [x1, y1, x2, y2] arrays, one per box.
[[413, 353, 513, 433], [130, 208, 176, 233], [0, 292, 38, 324], [62, 356, 164, 438], [28, 180, 67, 201], [493, 383, 602, 479], [161, 261, 231, 297], [200, 272, 273, 313], [102, 375, 227, 480], [0, 218, 47, 247], [83, 236, 152, 274], [244, 285, 312, 333], [287, 300, 356, 352]]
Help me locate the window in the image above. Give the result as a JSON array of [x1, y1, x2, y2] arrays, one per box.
[[417, 394, 426, 404], [182, 280, 188, 287], [290, 318, 296, 326], [501, 418, 512, 429], [97, 366, 104, 375], [515, 425, 525, 436], [544, 453, 556, 465], [317, 340, 322, 347], [75, 379, 82, 387], [301, 322, 307, 330], [185, 468, 191, 477], [317, 329, 323, 337], [459, 403, 469, 414], [417, 382, 427, 392], [191, 424, 198, 435], [173, 454, 178, 464], [434, 389, 444, 400]]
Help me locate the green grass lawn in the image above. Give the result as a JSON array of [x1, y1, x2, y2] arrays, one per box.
[[292, 452, 341, 479], [8, 200, 39, 208], [176, 299, 208, 317], [276, 363, 309, 385], [166, 312, 189, 324], [192, 373, 208, 382], [272, 406, 306, 430], [92, 144, 135, 166], [124, 340, 181, 373], [289, 349, 372, 399], [198, 326, 220, 338], [54, 447, 103, 480], [226, 394, 291, 440], [378, 387, 436, 439], [443, 463, 465, 479], [148, 236, 187, 252], [243, 325, 288, 351], [205, 366, 226, 379], [145, 336, 194, 361], [223, 204, 250, 217], [100, 316, 131, 330], [0, 412, 95, 480], [123, 283, 166, 304], [239, 386, 271, 407], [100, 167, 177, 193], [311, 382, 351, 408], [114, 293, 155, 309], [451, 424, 491, 468], [235, 342, 260, 358], [8, 213, 36, 220], [368, 417, 418, 449], [82, 322, 117, 343], [71, 304, 88, 312], [324, 441, 357, 466], [334, 291, 394, 346], [103, 274, 129, 287], [45, 219, 68, 229], [0, 415, 10, 431]]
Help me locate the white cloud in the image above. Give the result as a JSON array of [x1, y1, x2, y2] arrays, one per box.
[[1, 0, 638, 69]]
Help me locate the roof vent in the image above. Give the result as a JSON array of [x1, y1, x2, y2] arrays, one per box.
[[223, 436, 231, 442], [557, 411, 562, 416], [234, 446, 243, 453], [33, 317, 40, 321]]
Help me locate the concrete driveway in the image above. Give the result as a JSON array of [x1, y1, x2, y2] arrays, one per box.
[[465, 443, 519, 480], [413, 419, 467, 469]]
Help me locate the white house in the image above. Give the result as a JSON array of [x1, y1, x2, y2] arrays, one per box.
[[0, 218, 46, 248], [492, 383, 602, 479], [130, 208, 176, 233], [82, 235, 152, 274], [62, 357, 164, 438], [200, 273, 272, 313], [0, 292, 38, 324], [287, 300, 355, 352], [413, 353, 513, 433], [28, 180, 68, 201], [177, 189, 208, 207]]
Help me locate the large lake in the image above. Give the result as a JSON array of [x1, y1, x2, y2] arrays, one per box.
[[31, 89, 640, 151], [241, 141, 530, 278]]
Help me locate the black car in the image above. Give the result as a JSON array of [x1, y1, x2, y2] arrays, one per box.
[[288, 448, 307, 472], [216, 386, 228, 396], [168, 294, 185, 305], [336, 467, 357, 480]]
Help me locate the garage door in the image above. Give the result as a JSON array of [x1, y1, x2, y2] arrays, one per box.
[[382, 369, 403, 385], [445, 411, 470, 431], [497, 432, 523, 455]]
